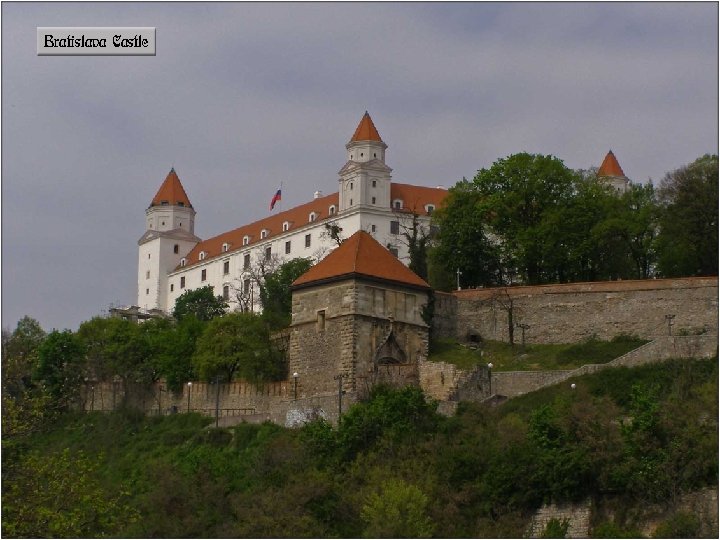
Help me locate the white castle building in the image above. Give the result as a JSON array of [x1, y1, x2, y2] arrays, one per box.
[[137, 112, 447, 314]]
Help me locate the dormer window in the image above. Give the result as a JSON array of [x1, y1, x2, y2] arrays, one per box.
[[199, 251, 207, 261], [393, 199, 403, 210], [329, 205, 336, 216], [260, 229, 269, 239], [243, 235, 250, 246], [222, 243, 229, 253], [282, 221, 290, 232], [178, 202, 185, 207], [425, 204, 435, 215], [160, 200, 169, 206], [180, 258, 186, 267], [309, 212, 317, 222]]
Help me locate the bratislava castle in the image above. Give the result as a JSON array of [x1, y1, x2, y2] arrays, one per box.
[[137, 112, 448, 314]]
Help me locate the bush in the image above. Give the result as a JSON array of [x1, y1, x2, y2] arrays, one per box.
[[651, 511, 702, 538], [541, 517, 570, 538]]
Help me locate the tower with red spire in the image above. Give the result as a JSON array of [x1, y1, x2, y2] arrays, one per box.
[[338, 111, 393, 212], [137, 168, 201, 310], [598, 150, 630, 193]]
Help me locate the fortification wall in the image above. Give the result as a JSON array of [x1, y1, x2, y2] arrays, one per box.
[[453, 277, 718, 344]]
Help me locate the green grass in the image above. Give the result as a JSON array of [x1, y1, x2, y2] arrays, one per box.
[[429, 335, 648, 371]]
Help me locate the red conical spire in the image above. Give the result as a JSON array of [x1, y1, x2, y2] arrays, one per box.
[[598, 150, 625, 178], [350, 111, 383, 143], [150, 168, 193, 208]]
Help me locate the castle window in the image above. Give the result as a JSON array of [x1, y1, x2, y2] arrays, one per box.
[[243, 279, 250, 294], [265, 246, 271, 261], [373, 153, 376, 158], [199, 251, 206, 261], [425, 204, 435, 215], [317, 310, 326, 331], [305, 234, 311, 248], [243, 235, 250, 246], [222, 285, 229, 301], [170, 283, 174, 292], [329, 205, 336, 215], [372, 197, 376, 204], [389, 246, 399, 258], [371, 224, 376, 233], [393, 199, 403, 209], [372, 180, 376, 187], [282, 221, 290, 232], [223, 260, 230, 274], [360, 153, 363, 157], [201, 269, 207, 281], [285, 241, 291, 254], [390, 221, 400, 235], [222, 243, 229, 253], [350, 198, 353, 206], [160, 200, 169, 206], [146, 270, 150, 279], [350, 182, 353, 190], [174, 244, 179, 254], [180, 276, 185, 289], [260, 229, 269, 239], [161, 221, 165, 226], [180, 258, 186, 267], [148, 253, 151, 259], [309, 212, 317, 222], [146, 288, 149, 294], [243, 253, 250, 270]]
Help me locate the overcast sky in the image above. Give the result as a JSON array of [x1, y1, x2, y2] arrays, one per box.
[[2, 2, 717, 332]]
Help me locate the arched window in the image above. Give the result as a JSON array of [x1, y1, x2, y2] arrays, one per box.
[[282, 221, 290, 232], [199, 251, 206, 261], [393, 199, 403, 210], [425, 204, 435, 215], [329, 205, 336, 216], [243, 235, 250, 246], [309, 212, 317, 222], [180, 258, 186, 267], [260, 229, 269, 239]]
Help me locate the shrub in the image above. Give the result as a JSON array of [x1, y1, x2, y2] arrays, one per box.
[[541, 517, 570, 538], [651, 511, 702, 538]]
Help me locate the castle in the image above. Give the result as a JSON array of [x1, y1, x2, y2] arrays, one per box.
[[136, 112, 447, 315], [135, 112, 633, 318]]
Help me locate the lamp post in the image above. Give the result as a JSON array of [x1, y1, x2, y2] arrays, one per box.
[[186, 381, 192, 413], [293, 372, 299, 400], [487, 362, 494, 396], [334, 374, 344, 423], [90, 385, 95, 411]]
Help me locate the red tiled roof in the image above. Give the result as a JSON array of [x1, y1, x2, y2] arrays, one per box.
[[177, 183, 448, 271], [292, 230, 430, 289], [598, 150, 625, 178], [151, 168, 193, 208], [350, 112, 383, 142]]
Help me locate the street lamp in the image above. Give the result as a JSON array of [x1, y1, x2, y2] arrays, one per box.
[[186, 381, 192, 413], [487, 362, 494, 395], [293, 372, 299, 400], [570, 383, 576, 390]]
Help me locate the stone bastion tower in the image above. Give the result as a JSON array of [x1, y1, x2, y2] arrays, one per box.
[[288, 230, 431, 400]]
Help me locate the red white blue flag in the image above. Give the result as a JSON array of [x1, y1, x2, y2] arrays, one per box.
[[270, 189, 282, 210]]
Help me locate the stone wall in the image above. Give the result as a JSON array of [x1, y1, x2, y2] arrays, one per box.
[[432, 291, 457, 339], [79, 379, 354, 427], [527, 499, 591, 538], [454, 277, 718, 344]]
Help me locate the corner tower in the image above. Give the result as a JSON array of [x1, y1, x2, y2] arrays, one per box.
[[338, 112, 393, 212], [598, 150, 630, 194], [137, 169, 201, 311]]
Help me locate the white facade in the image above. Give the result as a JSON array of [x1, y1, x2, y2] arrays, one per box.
[[137, 115, 447, 314]]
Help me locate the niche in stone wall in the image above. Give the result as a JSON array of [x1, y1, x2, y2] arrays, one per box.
[[374, 330, 406, 365]]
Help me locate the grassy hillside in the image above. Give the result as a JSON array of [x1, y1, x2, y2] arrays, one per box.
[[429, 335, 648, 371], [2, 357, 717, 538]]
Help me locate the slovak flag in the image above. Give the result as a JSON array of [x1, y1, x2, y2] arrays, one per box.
[[270, 189, 282, 210]]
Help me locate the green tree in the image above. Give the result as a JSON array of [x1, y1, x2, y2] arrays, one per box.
[[173, 285, 228, 322], [656, 154, 718, 277], [260, 258, 313, 328], [2, 316, 46, 397], [431, 180, 503, 287], [34, 330, 85, 409], [472, 153, 579, 284], [361, 479, 435, 538], [2, 449, 137, 538], [402, 212, 430, 281], [160, 316, 203, 391], [193, 312, 282, 383]]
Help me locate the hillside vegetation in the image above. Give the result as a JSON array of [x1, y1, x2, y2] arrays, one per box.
[[2, 358, 717, 538]]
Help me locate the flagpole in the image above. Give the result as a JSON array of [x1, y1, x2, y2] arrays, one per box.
[[279, 180, 283, 212]]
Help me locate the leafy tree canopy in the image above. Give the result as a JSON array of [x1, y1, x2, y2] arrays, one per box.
[[34, 330, 85, 409], [2, 316, 46, 397], [656, 154, 718, 277], [260, 258, 313, 329], [173, 285, 228, 322], [193, 312, 283, 383]]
